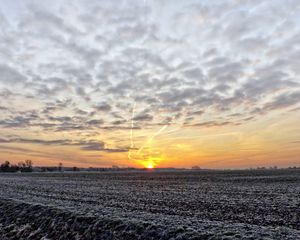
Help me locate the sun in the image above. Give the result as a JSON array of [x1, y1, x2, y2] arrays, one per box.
[[146, 162, 154, 169], [139, 155, 163, 169], [142, 157, 160, 169]]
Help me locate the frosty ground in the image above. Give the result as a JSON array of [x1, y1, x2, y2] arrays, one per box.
[[0, 169, 299, 239]]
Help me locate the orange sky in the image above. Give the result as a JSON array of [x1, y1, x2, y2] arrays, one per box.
[[1, 107, 299, 169]]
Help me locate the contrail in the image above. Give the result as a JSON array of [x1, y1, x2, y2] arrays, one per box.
[[137, 115, 176, 155], [137, 104, 196, 156], [137, 125, 167, 154], [130, 106, 193, 161], [128, 101, 136, 160]]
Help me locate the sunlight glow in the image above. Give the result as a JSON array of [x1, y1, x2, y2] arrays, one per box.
[[141, 155, 164, 169], [146, 162, 154, 169]]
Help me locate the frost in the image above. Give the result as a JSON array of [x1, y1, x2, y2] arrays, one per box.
[[0, 169, 299, 239]]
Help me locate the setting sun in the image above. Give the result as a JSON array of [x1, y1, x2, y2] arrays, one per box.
[[146, 162, 154, 169], [140, 156, 163, 169]]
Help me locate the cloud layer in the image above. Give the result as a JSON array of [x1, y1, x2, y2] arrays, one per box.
[[0, 0, 300, 167]]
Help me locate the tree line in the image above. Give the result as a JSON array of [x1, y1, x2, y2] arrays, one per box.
[[0, 160, 33, 172]]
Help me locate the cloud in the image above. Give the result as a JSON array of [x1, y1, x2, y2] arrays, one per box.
[[112, 120, 126, 125], [0, 115, 37, 128], [182, 68, 204, 82], [0, 137, 128, 153], [0, 137, 73, 146], [208, 61, 245, 83], [187, 121, 240, 128], [87, 119, 104, 125], [48, 116, 72, 122], [93, 103, 112, 112], [0, 64, 26, 84], [262, 91, 300, 112], [80, 140, 127, 153], [80, 141, 105, 151], [241, 72, 298, 100], [133, 113, 153, 122]]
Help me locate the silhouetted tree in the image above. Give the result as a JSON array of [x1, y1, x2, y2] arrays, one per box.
[[25, 159, 32, 168], [18, 161, 26, 168], [1, 161, 11, 172], [0, 161, 20, 172], [72, 166, 79, 171], [58, 162, 63, 172], [21, 159, 33, 172]]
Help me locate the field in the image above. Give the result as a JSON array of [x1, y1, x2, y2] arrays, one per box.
[[0, 169, 299, 239]]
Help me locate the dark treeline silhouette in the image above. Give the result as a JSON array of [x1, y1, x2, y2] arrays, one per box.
[[0, 161, 299, 173], [0, 160, 33, 172], [39, 165, 80, 172]]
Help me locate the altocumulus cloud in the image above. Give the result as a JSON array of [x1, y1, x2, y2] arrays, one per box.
[[0, 0, 300, 164]]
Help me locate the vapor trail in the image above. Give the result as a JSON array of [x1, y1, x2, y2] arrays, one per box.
[[136, 107, 200, 157], [137, 115, 176, 155], [128, 102, 136, 160]]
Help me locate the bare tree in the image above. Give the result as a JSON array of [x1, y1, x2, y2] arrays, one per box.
[[25, 160, 32, 168], [58, 162, 63, 172], [18, 161, 26, 168], [0, 161, 10, 172]]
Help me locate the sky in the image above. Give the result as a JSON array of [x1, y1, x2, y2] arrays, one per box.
[[0, 0, 300, 169]]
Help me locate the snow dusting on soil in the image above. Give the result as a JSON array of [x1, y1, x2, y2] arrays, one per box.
[[0, 169, 299, 239]]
